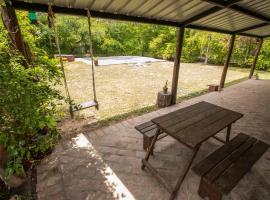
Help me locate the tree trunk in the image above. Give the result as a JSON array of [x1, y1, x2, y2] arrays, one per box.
[[204, 35, 211, 64], [0, 5, 32, 67]]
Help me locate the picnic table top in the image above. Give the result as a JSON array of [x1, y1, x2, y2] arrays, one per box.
[[151, 101, 243, 149]]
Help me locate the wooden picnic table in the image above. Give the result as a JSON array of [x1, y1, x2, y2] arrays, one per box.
[[141, 101, 243, 200]]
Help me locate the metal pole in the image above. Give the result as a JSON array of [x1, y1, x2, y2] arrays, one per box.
[[220, 34, 236, 90], [249, 38, 263, 78], [171, 27, 185, 104]]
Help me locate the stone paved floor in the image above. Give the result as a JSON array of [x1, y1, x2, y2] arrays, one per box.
[[37, 79, 270, 200]]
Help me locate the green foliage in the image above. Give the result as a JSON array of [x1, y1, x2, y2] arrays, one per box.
[[149, 26, 176, 59], [182, 30, 201, 62], [0, 11, 62, 178], [257, 39, 270, 71], [32, 14, 270, 71]]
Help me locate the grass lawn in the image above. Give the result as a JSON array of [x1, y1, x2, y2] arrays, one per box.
[[57, 61, 270, 123]]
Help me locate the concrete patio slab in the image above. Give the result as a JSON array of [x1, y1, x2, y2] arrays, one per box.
[[36, 79, 270, 200], [76, 56, 165, 66]]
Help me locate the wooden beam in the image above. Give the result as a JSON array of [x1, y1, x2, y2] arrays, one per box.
[[0, 4, 32, 67], [249, 38, 263, 78], [171, 27, 185, 105], [220, 34, 236, 89]]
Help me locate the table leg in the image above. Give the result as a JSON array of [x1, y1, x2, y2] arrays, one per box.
[[226, 124, 232, 143], [141, 128, 160, 170], [169, 144, 201, 200]]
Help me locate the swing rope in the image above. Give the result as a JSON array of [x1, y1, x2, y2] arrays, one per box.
[[87, 9, 99, 110], [48, 4, 73, 116], [48, 4, 99, 118]]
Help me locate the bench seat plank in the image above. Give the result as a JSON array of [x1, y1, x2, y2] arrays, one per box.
[[140, 124, 158, 133], [193, 133, 249, 176], [213, 140, 269, 194], [71, 100, 98, 112], [204, 137, 257, 183], [135, 121, 155, 131]]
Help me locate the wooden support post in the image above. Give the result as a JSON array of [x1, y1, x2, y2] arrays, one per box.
[[0, 5, 32, 67], [219, 34, 236, 89], [171, 27, 185, 104], [249, 38, 263, 79]]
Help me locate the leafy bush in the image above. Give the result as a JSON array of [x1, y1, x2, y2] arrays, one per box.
[[256, 39, 270, 71], [0, 12, 62, 178], [182, 30, 201, 62]]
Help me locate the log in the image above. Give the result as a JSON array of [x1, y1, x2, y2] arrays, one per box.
[[157, 91, 172, 108], [208, 84, 219, 92]]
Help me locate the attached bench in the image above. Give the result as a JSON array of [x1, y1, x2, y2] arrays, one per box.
[[135, 121, 166, 151], [193, 133, 269, 200]]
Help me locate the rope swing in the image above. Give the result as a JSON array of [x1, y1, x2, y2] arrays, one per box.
[[86, 9, 99, 110], [48, 4, 99, 118]]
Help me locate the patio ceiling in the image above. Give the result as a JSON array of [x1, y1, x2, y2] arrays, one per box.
[[12, 0, 270, 38]]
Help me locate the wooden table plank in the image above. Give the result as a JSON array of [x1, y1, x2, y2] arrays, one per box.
[[193, 133, 249, 176], [152, 101, 243, 148], [152, 101, 210, 124], [174, 111, 242, 148], [161, 106, 223, 134], [157, 105, 222, 130]]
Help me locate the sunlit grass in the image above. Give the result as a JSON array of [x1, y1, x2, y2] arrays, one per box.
[[57, 61, 270, 125]]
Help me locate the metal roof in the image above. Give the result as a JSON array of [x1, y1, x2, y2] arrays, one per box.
[[12, 0, 270, 38]]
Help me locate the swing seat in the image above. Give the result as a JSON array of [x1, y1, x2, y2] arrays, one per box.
[[71, 100, 98, 112]]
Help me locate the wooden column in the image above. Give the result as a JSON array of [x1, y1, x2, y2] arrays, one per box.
[[219, 34, 236, 89], [249, 38, 263, 78], [171, 27, 185, 105], [0, 5, 32, 66]]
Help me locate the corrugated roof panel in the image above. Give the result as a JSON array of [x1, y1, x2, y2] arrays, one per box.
[[169, 0, 214, 22], [194, 9, 264, 32], [12, 0, 270, 37], [127, 0, 168, 17], [239, 0, 270, 18], [244, 25, 270, 37], [142, 0, 177, 19], [178, 2, 213, 22], [100, 0, 129, 13], [153, 0, 191, 21]]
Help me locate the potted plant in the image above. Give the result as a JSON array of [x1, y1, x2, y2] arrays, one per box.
[[163, 80, 168, 93], [93, 57, 99, 66], [255, 72, 259, 80]]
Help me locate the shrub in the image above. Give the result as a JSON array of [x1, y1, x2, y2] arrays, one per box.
[[0, 12, 62, 178]]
